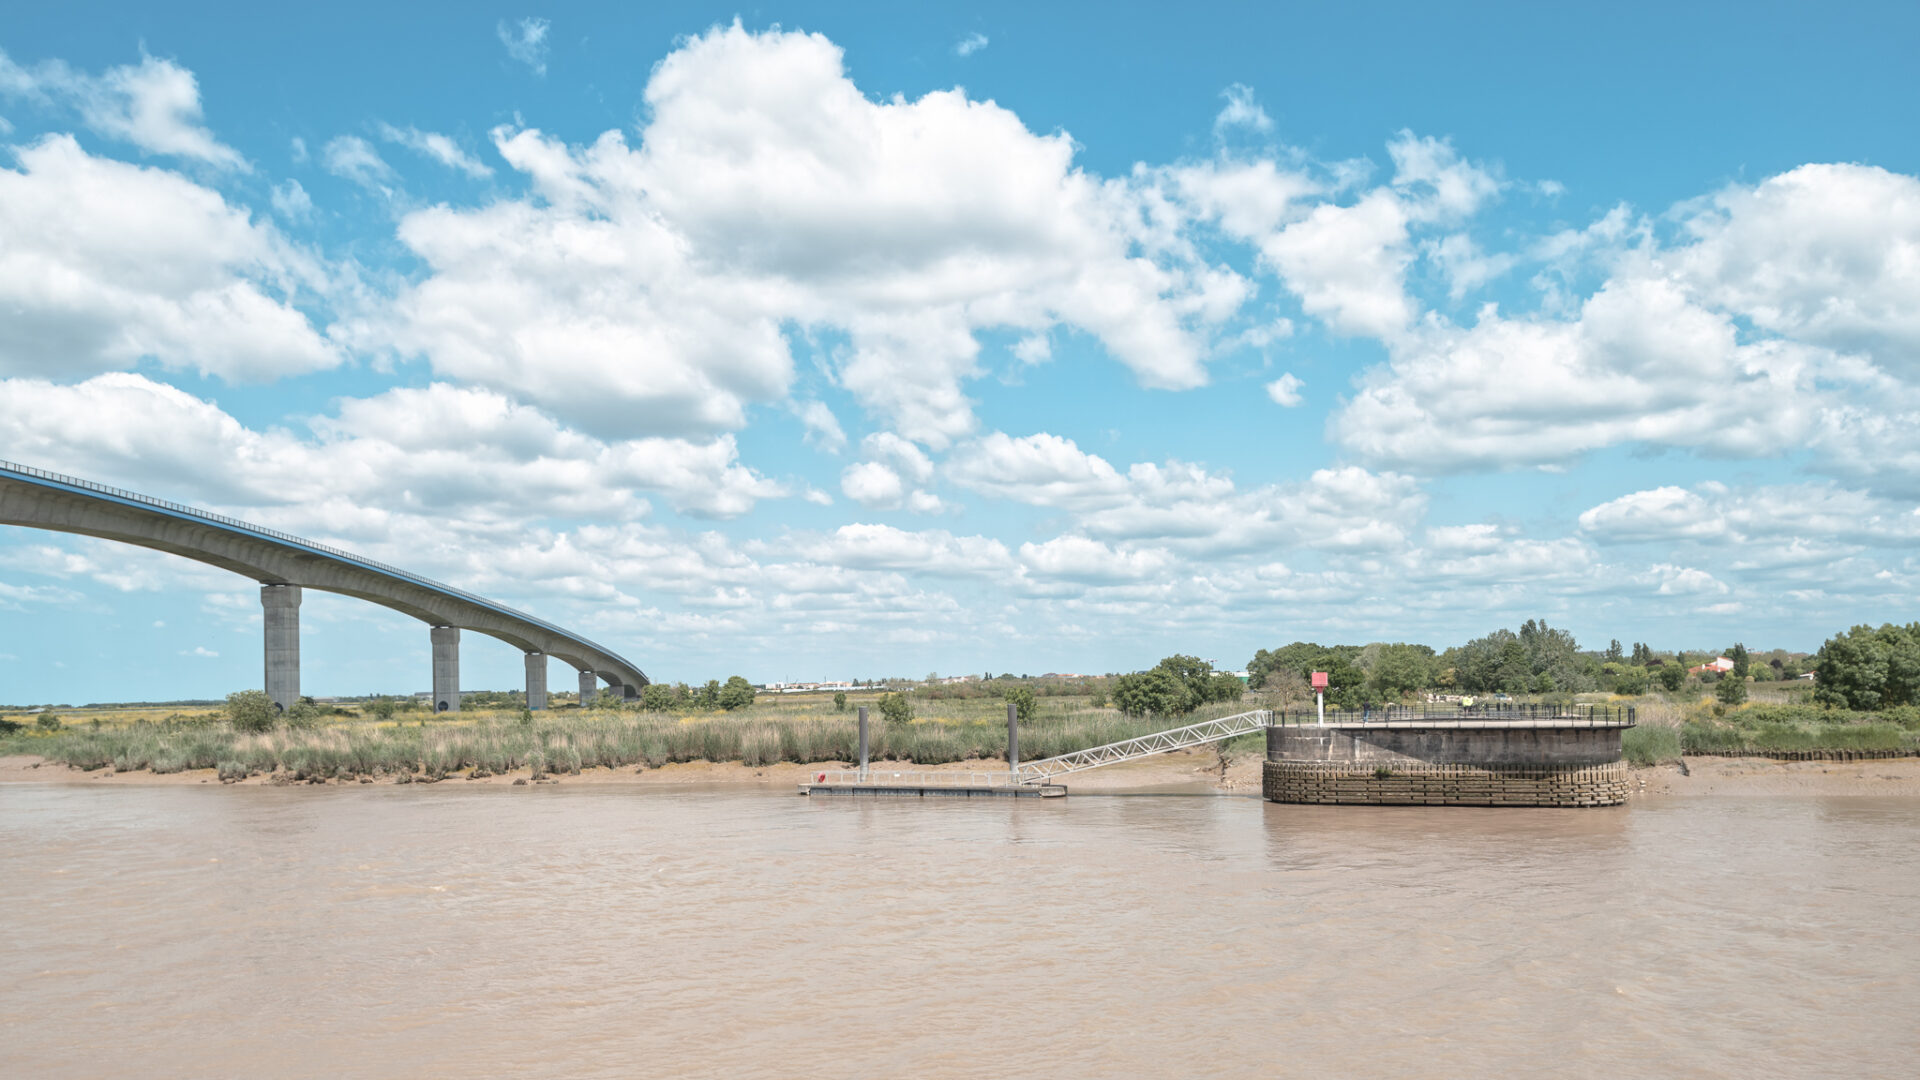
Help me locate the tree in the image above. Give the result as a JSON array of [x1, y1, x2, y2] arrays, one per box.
[[833, 692, 848, 713], [367, 696, 398, 721], [1111, 667, 1193, 717], [1729, 643, 1751, 680], [1655, 663, 1686, 692], [1366, 643, 1435, 698], [717, 676, 756, 711], [226, 690, 276, 733], [699, 680, 721, 708], [1715, 674, 1748, 706], [641, 683, 677, 711], [1006, 686, 1036, 722], [1611, 666, 1650, 695], [877, 692, 913, 726], [1606, 639, 1624, 663], [1814, 623, 1920, 710]]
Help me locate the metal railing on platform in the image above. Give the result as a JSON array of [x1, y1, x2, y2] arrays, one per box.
[[807, 769, 1024, 789], [1274, 703, 1636, 727]]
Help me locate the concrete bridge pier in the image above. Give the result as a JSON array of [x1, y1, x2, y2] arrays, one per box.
[[578, 669, 598, 706], [261, 584, 301, 713], [525, 652, 547, 710], [431, 626, 460, 712]]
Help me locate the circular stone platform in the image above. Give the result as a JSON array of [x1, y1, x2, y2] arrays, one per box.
[[1263, 718, 1630, 807]]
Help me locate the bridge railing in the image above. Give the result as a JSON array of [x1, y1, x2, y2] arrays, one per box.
[[0, 458, 628, 666], [1275, 703, 1636, 727]]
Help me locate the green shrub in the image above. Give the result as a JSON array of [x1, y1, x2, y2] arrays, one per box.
[[226, 690, 276, 733], [1005, 687, 1035, 722], [878, 692, 913, 727], [1622, 725, 1682, 766], [35, 710, 61, 732]]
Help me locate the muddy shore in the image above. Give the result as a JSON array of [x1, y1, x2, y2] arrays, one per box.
[[6, 751, 1919, 797]]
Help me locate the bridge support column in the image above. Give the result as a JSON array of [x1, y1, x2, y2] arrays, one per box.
[[261, 585, 301, 713], [431, 626, 460, 713], [525, 652, 547, 711], [578, 669, 598, 707]]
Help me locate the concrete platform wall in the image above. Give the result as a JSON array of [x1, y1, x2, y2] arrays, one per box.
[[1263, 760, 1629, 807], [1267, 725, 1623, 768]]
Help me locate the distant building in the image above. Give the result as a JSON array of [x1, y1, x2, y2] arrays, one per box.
[[1688, 656, 1736, 676]]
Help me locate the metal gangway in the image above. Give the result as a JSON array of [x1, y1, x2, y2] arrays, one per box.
[[1013, 709, 1273, 784]]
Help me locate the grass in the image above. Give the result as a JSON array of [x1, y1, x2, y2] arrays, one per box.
[[0, 694, 1265, 779], [10, 689, 1913, 778], [1619, 695, 1920, 762]]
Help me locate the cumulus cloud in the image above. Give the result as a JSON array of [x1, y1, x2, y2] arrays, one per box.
[[0, 136, 340, 382], [388, 24, 1241, 442], [0, 49, 245, 168], [1581, 482, 1920, 546], [1019, 535, 1171, 583], [1265, 372, 1304, 406], [1331, 162, 1920, 486], [0, 374, 785, 523]]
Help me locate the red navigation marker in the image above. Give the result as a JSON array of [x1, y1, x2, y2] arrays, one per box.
[[1310, 671, 1329, 690]]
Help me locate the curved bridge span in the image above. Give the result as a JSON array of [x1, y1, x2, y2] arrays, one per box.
[[0, 459, 647, 712]]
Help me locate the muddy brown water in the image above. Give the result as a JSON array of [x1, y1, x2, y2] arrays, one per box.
[[2, 784, 1916, 1078]]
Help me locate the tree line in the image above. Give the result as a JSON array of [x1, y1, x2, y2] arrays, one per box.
[[1247, 620, 1818, 707]]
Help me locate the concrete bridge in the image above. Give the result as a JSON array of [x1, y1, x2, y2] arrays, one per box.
[[0, 460, 648, 713]]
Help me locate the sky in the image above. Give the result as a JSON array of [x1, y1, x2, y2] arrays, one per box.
[[2, 1, 1919, 702]]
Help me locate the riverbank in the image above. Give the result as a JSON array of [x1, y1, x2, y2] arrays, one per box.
[[7, 751, 1920, 797]]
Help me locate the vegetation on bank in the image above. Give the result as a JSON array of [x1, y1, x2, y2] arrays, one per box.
[[1620, 700, 1920, 766], [0, 696, 1259, 781]]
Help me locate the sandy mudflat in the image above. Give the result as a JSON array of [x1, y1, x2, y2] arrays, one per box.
[[5, 751, 1918, 797], [1627, 756, 1920, 798]]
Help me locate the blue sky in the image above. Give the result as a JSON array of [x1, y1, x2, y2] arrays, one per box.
[[3, 1, 1918, 703]]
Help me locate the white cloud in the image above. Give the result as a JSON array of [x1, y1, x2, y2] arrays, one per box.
[[1672, 163, 1920, 364], [1331, 161, 1920, 486], [271, 179, 313, 220], [0, 136, 340, 382], [1019, 535, 1171, 583], [795, 400, 847, 453], [954, 32, 989, 57], [0, 374, 785, 524], [947, 431, 1127, 508], [1334, 276, 1847, 472], [795, 524, 1012, 576], [375, 123, 492, 178], [389, 24, 1239, 443], [1214, 84, 1273, 136], [1264, 372, 1304, 406], [498, 17, 551, 76], [841, 461, 906, 508], [1652, 564, 1729, 596], [1581, 482, 1920, 546], [0, 50, 245, 169], [323, 135, 396, 191]]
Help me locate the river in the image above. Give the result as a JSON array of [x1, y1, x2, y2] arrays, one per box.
[[2, 784, 1916, 1078]]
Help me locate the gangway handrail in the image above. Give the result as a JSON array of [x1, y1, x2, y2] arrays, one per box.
[[0, 457, 626, 662], [1015, 709, 1273, 784]]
